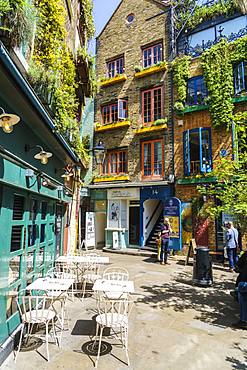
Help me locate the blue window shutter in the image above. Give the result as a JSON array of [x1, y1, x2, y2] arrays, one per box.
[[183, 130, 190, 176]]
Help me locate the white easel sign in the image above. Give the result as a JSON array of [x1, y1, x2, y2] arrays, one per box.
[[85, 212, 96, 248]]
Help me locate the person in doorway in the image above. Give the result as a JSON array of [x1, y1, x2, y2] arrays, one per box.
[[225, 221, 239, 272], [156, 232, 161, 262], [160, 218, 172, 265]]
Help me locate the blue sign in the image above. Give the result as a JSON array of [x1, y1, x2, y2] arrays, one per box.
[[164, 197, 182, 251]]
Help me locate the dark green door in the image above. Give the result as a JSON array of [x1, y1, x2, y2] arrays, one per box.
[[0, 186, 59, 344]]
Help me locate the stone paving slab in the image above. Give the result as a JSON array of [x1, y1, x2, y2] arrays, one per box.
[[3, 254, 247, 370]]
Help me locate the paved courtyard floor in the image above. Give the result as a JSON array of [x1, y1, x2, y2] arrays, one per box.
[[3, 253, 247, 370]]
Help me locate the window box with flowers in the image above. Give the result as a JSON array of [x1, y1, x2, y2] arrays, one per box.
[[95, 120, 130, 132], [134, 62, 167, 78], [93, 174, 130, 183], [136, 118, 168, 134], [100, 74, 127, 87]]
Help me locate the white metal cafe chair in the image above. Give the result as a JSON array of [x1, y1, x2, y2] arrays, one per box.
[[82, 256, 102, 299], [15, 291, 59, 362], [92, 294, 133, 368], [102, 267, 129, 300]]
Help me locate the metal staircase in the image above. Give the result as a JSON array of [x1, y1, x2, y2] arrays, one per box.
[[144, 214, 164, 251]]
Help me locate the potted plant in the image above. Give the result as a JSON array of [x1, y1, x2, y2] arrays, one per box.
[[174, 101, 185, 113], [153, 118, 168, 126]]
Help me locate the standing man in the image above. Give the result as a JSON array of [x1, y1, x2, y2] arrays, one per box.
[[226, 221, 239, 272], [160, 218, 172, 265]]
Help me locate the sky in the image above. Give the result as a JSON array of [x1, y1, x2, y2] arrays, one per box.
[[89, 0, 122, 55]]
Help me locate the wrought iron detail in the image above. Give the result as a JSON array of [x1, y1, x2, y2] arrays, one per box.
[[184, 26, 247, 57]]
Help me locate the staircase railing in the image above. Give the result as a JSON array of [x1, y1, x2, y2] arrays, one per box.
[[146, 200, 162, 230]]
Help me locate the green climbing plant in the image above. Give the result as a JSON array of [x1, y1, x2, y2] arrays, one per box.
[[171, 55, 192, 110]]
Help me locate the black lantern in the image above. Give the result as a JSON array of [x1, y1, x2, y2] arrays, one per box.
[[93, 140, 106, 165]]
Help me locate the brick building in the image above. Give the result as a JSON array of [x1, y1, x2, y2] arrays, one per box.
[[173, 1, 247, 249], [91, 0, 174, 249]]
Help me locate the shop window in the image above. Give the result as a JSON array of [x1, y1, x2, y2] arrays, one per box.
[[142, 87, 162, 125], [183, 128, 212, 176], [187, 76, 208, 105], [30, 199, 38, 220], [141, 139, 164, 180], [143, 43, 163, 68], [10, 226, 23, 252], [28, 225, 37, 247], [107, 56, 124, 78], [12, 195, 24, 220], [102, 150, 128, 175], [101, 99, 128, 124], [234, 62, 247, 95], [41, 201, 47, 220], [108, 200, 127, 229], [40, 224, 46, 243]]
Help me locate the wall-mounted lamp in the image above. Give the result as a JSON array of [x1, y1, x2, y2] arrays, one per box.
[[25, 145, 52, 165], [0, 107, 20, 133], [61, 164, 74, 182], [42, 177, 57, 189], [92, 140, 106, 165]]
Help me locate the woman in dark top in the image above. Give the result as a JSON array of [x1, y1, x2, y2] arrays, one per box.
[[233, 251, 247, 328]]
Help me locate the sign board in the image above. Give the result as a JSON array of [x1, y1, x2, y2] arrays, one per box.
[[80, 188, 89, 197], [108, 188, 139, 199], [85, 212, 95, 248], [113, 231, 119, 249], [164, 197, 182, 251]]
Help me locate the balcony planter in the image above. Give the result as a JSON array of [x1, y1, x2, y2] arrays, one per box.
[[134, 62, 167, 78], [95, 120, 130, 132], [100, 74, 127, 87], [136, 121, 168, 134], [93, 175, 130, 183]]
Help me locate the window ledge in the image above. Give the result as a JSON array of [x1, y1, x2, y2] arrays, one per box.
[[177, 176, 217, 185], [95, 120, 130, 132], [176, 104, 208, 115], [135, 123, 168, 134], [93, 175, 130, 183], [100, 74, 127, 87], [232, 95, 247, 104], [134, 63, 167, 78]]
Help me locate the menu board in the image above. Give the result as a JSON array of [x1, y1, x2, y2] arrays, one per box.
[[85, 212, 95, 248]]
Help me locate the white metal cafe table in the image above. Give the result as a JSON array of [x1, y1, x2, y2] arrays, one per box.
[[56, 255, 109, 265], [93, 279, 135, 294], [26, 277, 74, 292]]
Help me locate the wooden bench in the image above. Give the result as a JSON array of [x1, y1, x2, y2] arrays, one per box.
[[185, 239, 224, 265]]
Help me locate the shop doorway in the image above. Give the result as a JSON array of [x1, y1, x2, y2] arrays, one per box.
[[129, 202, 140, 245]]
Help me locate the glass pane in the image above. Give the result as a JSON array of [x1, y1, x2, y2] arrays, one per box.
[[110, 153, 117, 173], [41, 202, 47, 220], [153, 88, 162, 121], [143, 143, 151, 176], [189, 27, 215, 47], [153, 141, 162, 176], [9, 255, 21, 284], [30, 199, 38, 221], [12, 195, 24, 220], [10, 226, 23, 252], [216, 16, 247, 38], [28, 225, 37, 247], [40, 224, 46, 243], [143, 91, 151, 124], [189, 131, 200, 175], [201, 129, 212, 173], [26, 251, 35, 274], [111, 104, 118, 122]]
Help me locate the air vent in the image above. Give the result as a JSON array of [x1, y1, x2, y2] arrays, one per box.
[[13, 195, 24, 220], [10, 226, 23, 252]]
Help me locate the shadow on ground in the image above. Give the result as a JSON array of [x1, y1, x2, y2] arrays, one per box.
[[225, 342, 247, 369], [138, 269, 239, 327]]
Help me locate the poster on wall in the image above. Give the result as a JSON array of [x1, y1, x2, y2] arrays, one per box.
[[164, 197, 182, 250], [108, 200, 120, 228], [85, 212, 95, 248], [181, 202, 192, 245]]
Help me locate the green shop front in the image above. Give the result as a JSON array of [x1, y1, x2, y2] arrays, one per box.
[[0, 42, 78, 360]]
